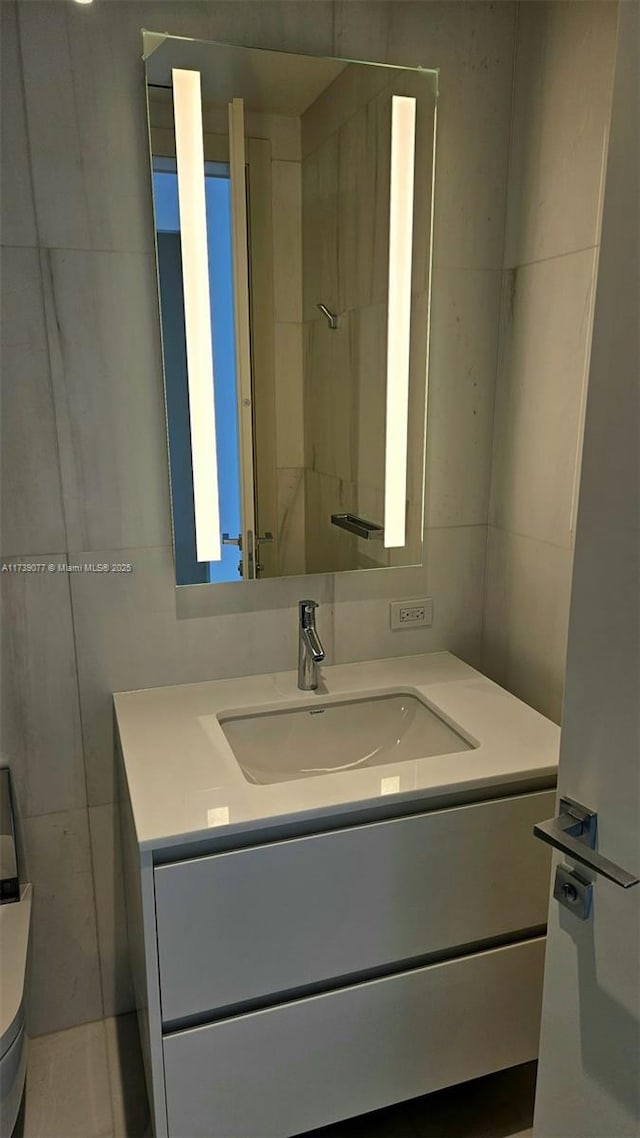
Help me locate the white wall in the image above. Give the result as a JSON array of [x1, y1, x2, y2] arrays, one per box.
[[1, 0, 515, 1035], [482, 1, 618, 724]]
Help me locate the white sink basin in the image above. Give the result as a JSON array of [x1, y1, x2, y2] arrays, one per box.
[[219, 692, 475, 785]]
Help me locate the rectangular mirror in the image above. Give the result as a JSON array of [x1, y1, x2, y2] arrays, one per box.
[[143, 32, 438, 585]]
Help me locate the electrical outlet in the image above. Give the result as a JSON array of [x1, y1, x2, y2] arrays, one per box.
[[390, 598, 433, 630]]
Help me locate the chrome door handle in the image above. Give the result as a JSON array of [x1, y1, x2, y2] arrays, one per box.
[[533, 796, 639, 889]]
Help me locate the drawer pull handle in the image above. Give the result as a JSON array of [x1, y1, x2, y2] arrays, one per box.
[[533, 796, 639, 889]]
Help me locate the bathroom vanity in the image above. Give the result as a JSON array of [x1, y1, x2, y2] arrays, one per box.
[[115, 652, 559, 1138]]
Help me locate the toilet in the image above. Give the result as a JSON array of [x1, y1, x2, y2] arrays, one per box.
[[0, 767, 31, 1137], [0, 885, 31, 1136]]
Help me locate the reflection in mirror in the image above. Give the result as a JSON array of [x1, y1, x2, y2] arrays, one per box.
[[143, 33, 438, 584]]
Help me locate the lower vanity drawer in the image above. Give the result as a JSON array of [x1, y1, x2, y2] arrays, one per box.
[[163, 935, 546, 1138], [154, 789, 553, 1023]]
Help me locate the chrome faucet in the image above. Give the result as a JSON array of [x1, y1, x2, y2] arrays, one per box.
[[298, 599, 325, 690]]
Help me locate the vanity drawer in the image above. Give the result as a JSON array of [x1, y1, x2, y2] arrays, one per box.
[[163, 935, 546, 1138], [154, 789, 553, 1023]]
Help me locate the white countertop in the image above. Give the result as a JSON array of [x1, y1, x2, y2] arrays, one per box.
[[114, 653, 559, 851]]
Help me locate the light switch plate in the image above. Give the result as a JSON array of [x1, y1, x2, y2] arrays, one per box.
[[390, 598, 433, 630]]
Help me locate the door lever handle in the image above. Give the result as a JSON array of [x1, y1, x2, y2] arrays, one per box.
[[533, 796, 639, 889]]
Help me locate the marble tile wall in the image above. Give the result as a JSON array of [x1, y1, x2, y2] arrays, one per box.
[[271, 154, 307, 574], [481, 1, 618, 725], [2, 0, 517, 1035]]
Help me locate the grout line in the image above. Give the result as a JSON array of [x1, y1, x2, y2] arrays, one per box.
[[487, 523, 574, 556], [432, 245, 599, 277], [28, 1013, 107, 1044], [0, 241, 154, 257], [432, 264, 509, 274], [504, 243, 599, 273]]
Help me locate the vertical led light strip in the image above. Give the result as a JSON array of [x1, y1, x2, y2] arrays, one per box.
[[384, 95, 416, 548], [172, 68, 221, 563], [228, 97, 256, 574]]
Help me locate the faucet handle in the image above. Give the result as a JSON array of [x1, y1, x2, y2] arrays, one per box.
[[299, 598, 318, 625]]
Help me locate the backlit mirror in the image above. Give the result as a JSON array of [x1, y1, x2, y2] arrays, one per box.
[[143, 32, 437, 584]]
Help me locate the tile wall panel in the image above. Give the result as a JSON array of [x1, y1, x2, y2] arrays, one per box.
[[488, 251, 599, 549], [0, 2, 37, 247], [426, 268, 502, 528], [1, 553, 85, 818], [483, 527, 573, 724], [24, 809, 103, 1036], [0, 248, 66, 555], [504, 0, 618, 267], [482, 2, 617, 724], [39, 248, 171, 553]]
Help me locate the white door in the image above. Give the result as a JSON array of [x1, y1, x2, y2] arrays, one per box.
[[533, 5, 640, 1136], [228, 96, 257, 579]]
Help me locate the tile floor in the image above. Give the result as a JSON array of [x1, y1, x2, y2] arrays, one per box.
[[15, 1014, 535, 1138], [15, 1016, 149, 1138]]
